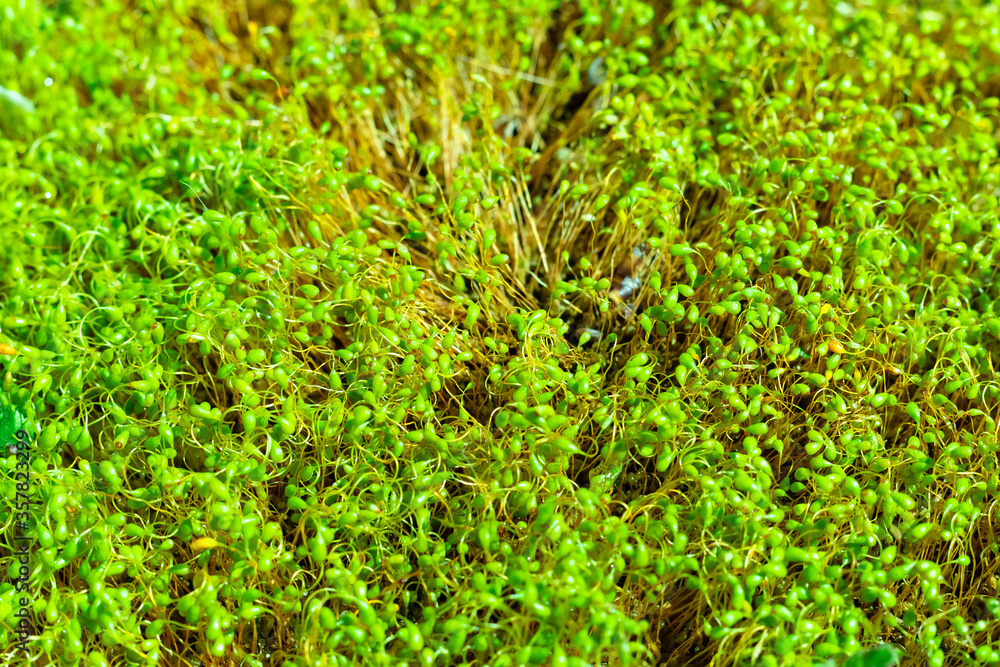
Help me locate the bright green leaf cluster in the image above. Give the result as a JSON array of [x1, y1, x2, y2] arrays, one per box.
[[1, 1, 999, 666]]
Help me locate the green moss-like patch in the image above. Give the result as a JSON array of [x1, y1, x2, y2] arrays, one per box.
[[1, 1, 999, 666]]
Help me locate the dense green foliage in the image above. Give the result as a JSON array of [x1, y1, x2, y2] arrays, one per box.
[[2, 0, 1000, 665]]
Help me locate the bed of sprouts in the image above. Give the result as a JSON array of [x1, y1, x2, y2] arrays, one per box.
[[1, 1, 1000, 666]]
